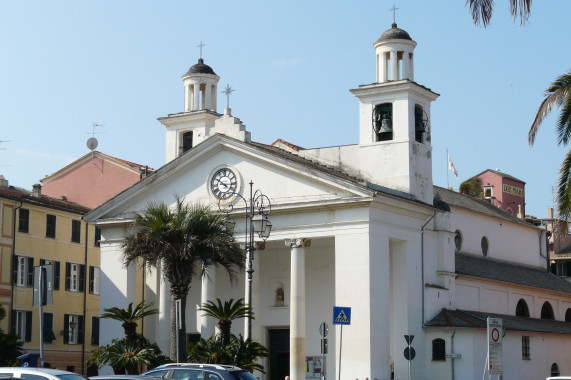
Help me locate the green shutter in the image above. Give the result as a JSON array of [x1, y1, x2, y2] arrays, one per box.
[[63, 314, 69, 344], [91, 317, 99, 345], [43, 313, 56, 342], [27, 257, 34, 287], [13, 256, 18, 285], [78, 315, 84, 344], [89, 266, 94, 293], [65, 262, 71, 290], [79, 264, 85, 292], [10, 310, 16, 335], [54, 261, 60, 290], [25, 311, 32, 342], [40, 259, 45, 266]]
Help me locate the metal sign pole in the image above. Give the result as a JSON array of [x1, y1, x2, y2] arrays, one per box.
[[408, 340, 411, 380], [338, 325, 343, 380], [38, 267, 44, 368]]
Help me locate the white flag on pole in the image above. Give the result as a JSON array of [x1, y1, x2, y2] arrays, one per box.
[[448, 153, 459, 179]]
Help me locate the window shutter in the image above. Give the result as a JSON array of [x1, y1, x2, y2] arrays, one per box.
[[63, 314, 69, 344], [43, 313, 55, 342], [10, 310, 16, 335], [54, 261, 60, 290], [27, 257, 34, 287], [78, 315, 84, 344], [65, 262, 71, 291], [567, 261, 571, 276], [25, 311, 32, 342], [89, 266, 94, 294], [79, 264, 85, 292], [40, 259, 45, 266], [551, 263, 557, 274], [91, 317, 99, 345], [13, 256, 18, 285]]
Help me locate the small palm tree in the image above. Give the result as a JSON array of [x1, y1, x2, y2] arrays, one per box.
[[90, 336, 165, 374], [122, 197, 244, 361], [101, 301, 159, 337], [199, 298, 253, 346]]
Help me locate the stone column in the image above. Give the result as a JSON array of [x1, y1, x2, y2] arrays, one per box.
[[403, 52, 410, 80], [212, 84, 218, 112], [390, 50, 398, 81], [381, 52, 388, 83], [205, 83, 212, 111], [200, 266, 216, 337], [184, 85, 191, 112], [193, 82, 200, 111], [287, 238, 311, 380]]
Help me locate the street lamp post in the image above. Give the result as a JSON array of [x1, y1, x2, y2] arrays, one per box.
[[219, 180, 272, 340]]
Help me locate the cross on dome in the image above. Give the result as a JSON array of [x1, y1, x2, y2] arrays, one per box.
[[390, 5, 399, 23], [198, 41, 205, 59]]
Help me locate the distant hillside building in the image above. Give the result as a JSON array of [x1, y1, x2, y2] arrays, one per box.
[[471, 169, 526, 217]]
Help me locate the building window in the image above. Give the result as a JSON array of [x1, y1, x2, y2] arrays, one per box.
[[43, 312, 56, 343], [551, 363, 560, 377], [46, 214, 56, 238], [13, 256, 33, 287], [71, 220, 81, 243], [481, 236, 489, 257], [39, 259, 60, 290], [182, 131, 193, 153], [454, 230, 462, 251], [414, 105, 426, 143], [566, 308, 571, 322], [64, 314, 83, 345], [11, 310, 32, 342], [18, 208, 30, 233], [65, 263, 85, 292], [516, 299, 530, 317], [373, 103, 393, 142], [522, 336, 530, 360], [484, 186, 493, 200], [89, 266, 100, 295], [555, 262, 570, 277], [91, 317, 100, 345], [94, 227, 101, 247], [432, 338, 446, 361], [541, 302, 554, 320]]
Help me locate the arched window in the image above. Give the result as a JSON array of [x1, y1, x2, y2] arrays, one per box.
[[181, 131, 193, 153], [541, 302, 554, 320], [432, 338, 446, 361], [454, 230, 463, 251], [481, 236, 489, 257], [516, 299, 530, 317], [551, 363, 560, 377], [565, 308, 571, 322], [373, 103, 393, 142]]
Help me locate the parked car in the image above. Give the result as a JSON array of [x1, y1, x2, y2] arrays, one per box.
[[141, 364, 256, 380], [90, 376, 157, 380], [0, 368, 88, 380]]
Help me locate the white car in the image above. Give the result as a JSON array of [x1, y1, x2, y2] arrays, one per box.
[[0, 368, 88, 380]]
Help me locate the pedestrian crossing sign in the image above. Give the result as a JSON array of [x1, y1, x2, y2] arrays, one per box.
[[333, 306, 351, 325]]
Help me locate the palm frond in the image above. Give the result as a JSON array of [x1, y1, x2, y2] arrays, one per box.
[[467, 0, 531, 27], [528, 72, 571, 145], [556, 148, 571, 234]]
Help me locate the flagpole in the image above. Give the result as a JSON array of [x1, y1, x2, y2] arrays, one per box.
[[447, 148, 450, 189]]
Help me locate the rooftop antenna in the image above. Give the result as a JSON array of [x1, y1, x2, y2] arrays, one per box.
[[86, 123, 103, 160]]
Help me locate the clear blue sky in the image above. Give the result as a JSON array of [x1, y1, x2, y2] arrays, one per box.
[[1, 1, 569, 218]]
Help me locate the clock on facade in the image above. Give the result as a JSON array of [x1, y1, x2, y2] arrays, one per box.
[[210, 168, 238, 199]]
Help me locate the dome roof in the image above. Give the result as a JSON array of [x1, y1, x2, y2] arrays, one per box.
[[185, 58, 217, 76], [376, 23, 412, 42]]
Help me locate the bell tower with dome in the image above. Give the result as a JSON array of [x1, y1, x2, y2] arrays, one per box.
[[350, 22, 439, 204], [159, 57, 222, 163]]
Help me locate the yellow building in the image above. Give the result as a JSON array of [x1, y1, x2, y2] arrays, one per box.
[[0, 180, 100, 373]]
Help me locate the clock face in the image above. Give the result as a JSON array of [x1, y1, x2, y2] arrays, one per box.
[[210, 168, 238, 199]]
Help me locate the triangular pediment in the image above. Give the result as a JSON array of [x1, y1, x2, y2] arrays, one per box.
[[84, 134, 375, 223]]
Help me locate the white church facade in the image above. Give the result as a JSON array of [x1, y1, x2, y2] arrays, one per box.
[[85, 23, 571, 380]]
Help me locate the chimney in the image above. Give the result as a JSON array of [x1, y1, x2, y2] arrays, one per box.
[[547, 207, 554, 220], [0, 175, 7, 188], [32, 183, 42, 197]]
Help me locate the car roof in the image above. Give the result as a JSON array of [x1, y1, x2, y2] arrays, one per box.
[[90, 376, 153, 380], [0, 369, 77, 376], [151, 364, 241, 371]]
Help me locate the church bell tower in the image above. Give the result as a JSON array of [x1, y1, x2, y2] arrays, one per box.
[[350, 22, 439, 204]]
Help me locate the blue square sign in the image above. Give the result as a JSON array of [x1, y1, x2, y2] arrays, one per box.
[[333, 306, 351, 325]]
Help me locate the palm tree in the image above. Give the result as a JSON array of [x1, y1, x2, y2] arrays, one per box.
[[199, 298, 254, 346], [101, 301, 159, 337], [528, 73, 571, 231], [465, 0, 531, 27], [122, 197, 244, 362]]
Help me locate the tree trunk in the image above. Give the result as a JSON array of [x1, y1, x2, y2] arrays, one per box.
[[170, 294, 188, 362]]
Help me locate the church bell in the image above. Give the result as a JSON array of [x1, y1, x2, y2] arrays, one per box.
[[379, 114, 393, 133]]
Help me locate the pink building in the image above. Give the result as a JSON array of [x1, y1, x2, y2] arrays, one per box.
[[41, 151, 152, 209], [472, 169, 526, 217]]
